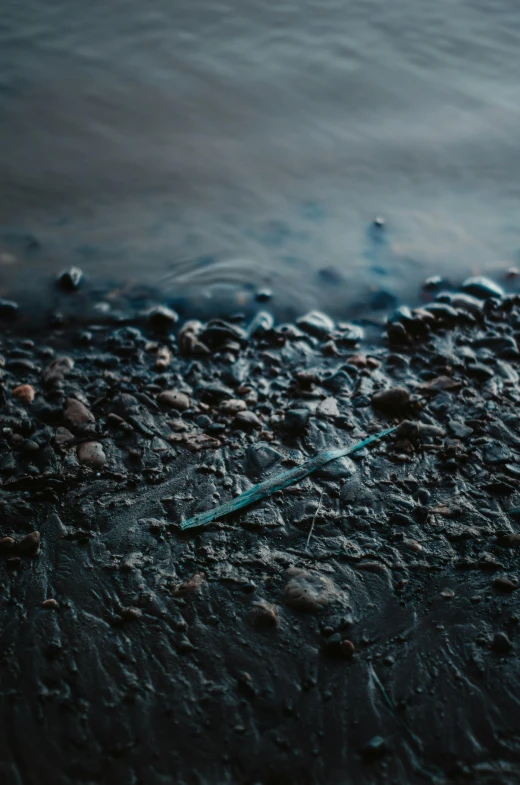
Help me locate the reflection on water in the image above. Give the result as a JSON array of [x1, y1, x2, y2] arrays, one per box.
[[1, 0, 520, 320]]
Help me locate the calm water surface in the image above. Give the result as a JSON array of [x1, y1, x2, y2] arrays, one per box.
[[1, 0, 520, 320]]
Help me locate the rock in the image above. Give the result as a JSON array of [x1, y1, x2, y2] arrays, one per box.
[[42, 599, 59, 609], [155, 346, 172, 370], [77, 441, 107, 468], [64, 398, 95, 428], [448, 419, 473, 439], [255, 288, 272, 302], [497, 534, 520, 547], [491, 632, 513, 654], [0, 299, 19, 320], [423, 302, 459, 320], [178, 320, 210, 356], [284, 408, 310, 433], [371, 386, 410, 415], [57, 266, 83, 290], [54, 427, 75, 448], [246, 443, 282, 476], [474, 335, 518, 356], [0, 537, 16, 554], [437, 292, 483, 318], [42, 356, 74, 384], [483, 441, 511, 464], [362, 736, 388, 761], [317, 397, 340, 417], [296, 310, 334, 339], [316, 456, 355, 480], [233, 411, 262, 430], [16, 531, 40, 557], [120, 607, 142, 621], [389, 512, 413, 526], [324, 634, 355, 659], [247, 311, 274, 337], [201, 320, 247, 348], [462, 276, 504, 300], [321, 369, 353, 393], [283, 568, 341, 613], [466, 362, 494, 381], [493, 577, 516, 592], [12, 384, 35, 403], [423, 275, 446, 291], [157, 390, 191, 410], [220, 399, 247, 414], [247, 600, 279, 628], [148, 305, 179, 331]]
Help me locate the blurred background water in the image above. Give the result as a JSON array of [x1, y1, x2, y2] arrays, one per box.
[[1, 0, 520, 323]]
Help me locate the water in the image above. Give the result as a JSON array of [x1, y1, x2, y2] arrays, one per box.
[[2, 0, 520, 322]]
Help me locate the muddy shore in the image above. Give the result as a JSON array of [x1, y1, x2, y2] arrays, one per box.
[[1, 280, 520, 784]]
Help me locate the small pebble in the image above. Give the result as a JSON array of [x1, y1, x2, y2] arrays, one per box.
[[42, 599, 59, 609], [77, 441, 107, 468], [362, 736, 388, 761], [57, 266, 83, 290], [148, 305, 179, 331], [371, 386, 410, 415], [64, 398, 95, 428], [12, 384, 35, 404], [157, 390, 191, 410], [247, 600, 279, 629], [0, 537, 16, 554], [233, 411, 262, 430], [16, 531, 40, 557], [493, 577, 516, 593]]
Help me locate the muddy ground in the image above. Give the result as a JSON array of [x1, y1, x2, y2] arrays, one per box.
[[1, 282, 520, 784]]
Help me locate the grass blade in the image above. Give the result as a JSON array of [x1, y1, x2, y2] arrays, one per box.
[[180, 425, 396, 531]]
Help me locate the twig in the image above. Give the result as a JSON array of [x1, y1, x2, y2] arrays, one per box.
[[180, 425, 396, 531], [306, 490, 324, 552]]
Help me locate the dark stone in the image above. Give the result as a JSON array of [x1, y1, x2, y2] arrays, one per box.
[[389, 512, 414, 526], [148, 306, 179, 331], [466, 363, 494, 381], [362, 736, 388, 761], [16, 531, 40, 557], [423, 275, 446, 291], [246, 311, 274, 338], [437, 292, 483, 318], [0, 299, 19, 320], [255, 288, 273, 302], [284, 408, 310, 433], [462, 276, 504, 300], [324, 633, 355, 659], [57, 266, 83, 290], [474, 335, 518, 356], [246, 443, 283, 476], [422, 302, 460, 320], [371, 386, 410, 415], [483, 441, 511, 464], [201, 320, 247, 348], [493, 577, 516, 592], [296, 310, 334, 339], [321, 369, 354, 393]]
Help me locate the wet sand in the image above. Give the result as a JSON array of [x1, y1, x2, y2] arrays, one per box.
[[1, 281, 520, 784]]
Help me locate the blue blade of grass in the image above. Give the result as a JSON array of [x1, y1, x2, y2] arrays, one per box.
[[180, 425, 397, 530]]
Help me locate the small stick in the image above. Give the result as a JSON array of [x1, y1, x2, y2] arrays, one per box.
[[306, 490, 324, 552]]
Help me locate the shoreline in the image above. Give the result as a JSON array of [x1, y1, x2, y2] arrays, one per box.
[[1, 280, 520, 784]]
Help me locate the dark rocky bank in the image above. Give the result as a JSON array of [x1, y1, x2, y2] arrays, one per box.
[[1, 278, 520, 784]]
